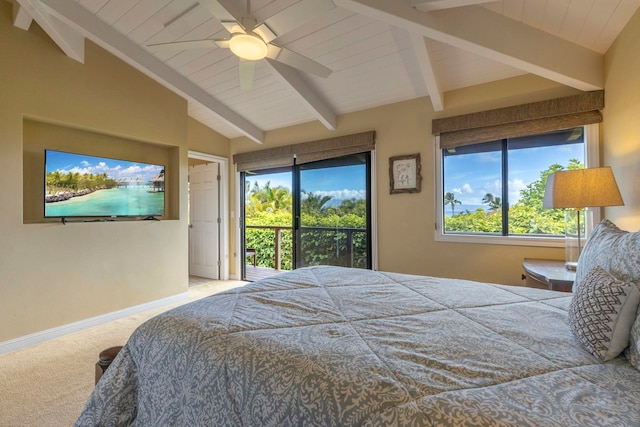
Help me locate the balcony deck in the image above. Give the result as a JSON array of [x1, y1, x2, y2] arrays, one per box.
[[243, 224, 367, 281], [245, 266, 287, 282]]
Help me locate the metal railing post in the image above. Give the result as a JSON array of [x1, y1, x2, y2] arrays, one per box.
[[275, 227, 281, 271], [347, 229, 354, 267]]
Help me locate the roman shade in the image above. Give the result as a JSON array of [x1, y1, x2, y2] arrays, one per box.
[[432, 91, 604, 150], [233, 131, 376, 172]]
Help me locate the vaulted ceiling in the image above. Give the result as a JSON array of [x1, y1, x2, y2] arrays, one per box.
[[11, 0, 640, 143]]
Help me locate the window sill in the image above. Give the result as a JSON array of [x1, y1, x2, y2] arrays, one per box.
[[435, 232, 565, 248]]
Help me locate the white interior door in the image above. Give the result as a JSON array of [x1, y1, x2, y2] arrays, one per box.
[[189, 163, 220, 279]]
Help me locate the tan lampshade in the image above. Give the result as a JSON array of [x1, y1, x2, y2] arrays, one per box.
[[543, 167, 624, 209]]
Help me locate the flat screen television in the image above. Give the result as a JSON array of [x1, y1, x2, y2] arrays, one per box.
[[44, 149, 165, 219]]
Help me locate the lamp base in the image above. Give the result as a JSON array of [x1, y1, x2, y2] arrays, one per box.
[[564, 209, 591, 273], [565, 261, 578, 271]]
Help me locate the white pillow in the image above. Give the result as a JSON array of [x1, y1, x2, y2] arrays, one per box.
[[568, 266, 640, 361]]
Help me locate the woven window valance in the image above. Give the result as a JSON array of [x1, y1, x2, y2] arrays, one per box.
[[233, 131, 376, 172], [432, 91, 604, 149]]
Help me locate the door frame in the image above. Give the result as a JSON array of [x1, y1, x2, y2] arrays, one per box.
[[188, 150, 229, 280], [234, 150, 379, 278]]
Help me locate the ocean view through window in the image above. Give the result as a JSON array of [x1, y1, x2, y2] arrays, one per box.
[[436, 125, 598, 244]]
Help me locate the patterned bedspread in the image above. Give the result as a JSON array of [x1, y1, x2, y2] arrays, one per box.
[[75, 266, 640, 426]]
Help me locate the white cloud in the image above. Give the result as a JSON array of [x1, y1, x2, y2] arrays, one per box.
[[59, 161, 161, 181], [483, 179, 502, 194], [478, 152, 501, 163], [314, 189, 366, 201], [453, 183, 473, 195], [509, 178, 527, 202]]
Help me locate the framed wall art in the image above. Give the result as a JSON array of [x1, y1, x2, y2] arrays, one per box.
[[389, 153, 422, 194]]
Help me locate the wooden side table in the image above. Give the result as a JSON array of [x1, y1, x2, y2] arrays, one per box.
[[95, 346, 123, 385], [522, 258, 575, 293]]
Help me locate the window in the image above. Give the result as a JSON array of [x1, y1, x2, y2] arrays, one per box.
[[435, 125, 599, 246]]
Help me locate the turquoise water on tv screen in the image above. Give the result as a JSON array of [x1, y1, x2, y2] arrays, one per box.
[[45, 187, 164, 217]]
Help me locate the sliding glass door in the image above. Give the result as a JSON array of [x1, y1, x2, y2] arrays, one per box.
[[241, 152, 372, 280]]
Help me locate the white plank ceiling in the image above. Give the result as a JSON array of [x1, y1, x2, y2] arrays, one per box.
[[11, 0, 640, 143]]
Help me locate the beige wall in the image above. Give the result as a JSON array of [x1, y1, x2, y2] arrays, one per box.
[[230, 76, 579, 285], [0, 3, 191, 342], [603, 8, 640, 231], [187, 117, 230, 158]]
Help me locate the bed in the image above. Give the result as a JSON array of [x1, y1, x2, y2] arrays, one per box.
[[75, 221, 640, 426]]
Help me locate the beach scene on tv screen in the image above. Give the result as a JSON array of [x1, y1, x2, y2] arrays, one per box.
[[45, 150, 165, 217]]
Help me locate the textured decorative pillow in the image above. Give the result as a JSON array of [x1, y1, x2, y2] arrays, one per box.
[[568, 266, 640, 361], [575, 219, 640, 293]]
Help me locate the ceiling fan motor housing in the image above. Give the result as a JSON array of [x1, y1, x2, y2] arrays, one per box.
[[229, 32, 268, 60]]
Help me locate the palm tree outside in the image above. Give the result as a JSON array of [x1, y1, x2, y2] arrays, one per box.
[[301, 191, 332, 215], [443, 192, 461, 216], [481, 193, 502, 211]]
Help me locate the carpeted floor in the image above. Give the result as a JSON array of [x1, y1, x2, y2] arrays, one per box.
[[0, 277, 245, 427]]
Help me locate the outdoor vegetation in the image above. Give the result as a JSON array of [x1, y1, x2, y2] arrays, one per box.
[[245, 160, 578, 271], [444, 160, 582, 234], [244, 181, 367, 270]]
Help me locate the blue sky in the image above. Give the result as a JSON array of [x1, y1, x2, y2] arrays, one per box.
[[246, 141, 583, 209], [247, 164, 366, 202], [444, 143, 584, 207], [46, 150, 163, 181]]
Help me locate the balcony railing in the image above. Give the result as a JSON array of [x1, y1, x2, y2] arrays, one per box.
[[244, 224, 367, 280]]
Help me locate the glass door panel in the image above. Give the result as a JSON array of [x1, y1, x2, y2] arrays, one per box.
[[295, 153, 371, 269], [242, 168, 293, 281]]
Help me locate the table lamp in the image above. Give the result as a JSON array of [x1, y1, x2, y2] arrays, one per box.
[[542, 167, 624, 270]]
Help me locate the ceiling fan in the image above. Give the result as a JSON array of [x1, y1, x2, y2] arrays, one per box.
[[148, 0, 334, 89]]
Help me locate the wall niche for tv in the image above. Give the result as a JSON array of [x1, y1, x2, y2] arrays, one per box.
[[23, 119, 180, 223]]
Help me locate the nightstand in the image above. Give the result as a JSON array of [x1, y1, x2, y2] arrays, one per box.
[[522, 258, 575, 293]]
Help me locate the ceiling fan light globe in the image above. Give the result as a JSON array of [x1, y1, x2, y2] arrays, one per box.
[[229, 33, 268, 61]]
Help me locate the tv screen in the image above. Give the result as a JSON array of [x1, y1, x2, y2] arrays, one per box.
[[45, 150, 165, 218]]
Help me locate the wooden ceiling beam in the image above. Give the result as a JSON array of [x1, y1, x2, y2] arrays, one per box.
[[335, 0, 603, 91], [265, 59, 337, 130], [15, 0, 84, 62], [411, 0, 496, 11], [12, 0, 33, 30], [410, 34, 443, 111]]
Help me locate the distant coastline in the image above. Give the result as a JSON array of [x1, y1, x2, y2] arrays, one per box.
[[45, 186, 106, 203], [444, 204, 487, 217]]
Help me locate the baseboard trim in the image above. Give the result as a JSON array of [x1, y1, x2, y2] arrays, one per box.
[[0, 292, 189, 356]]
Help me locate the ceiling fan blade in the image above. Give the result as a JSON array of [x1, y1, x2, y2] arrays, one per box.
[[267, 45, 331, 78], [220, 20, 244, 34], [215, 39, 230, 49], [198, 0, 246, 32], [255, 0, 335, 43], [239, 59, 256, 90], [148, 39, 220, 51]]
